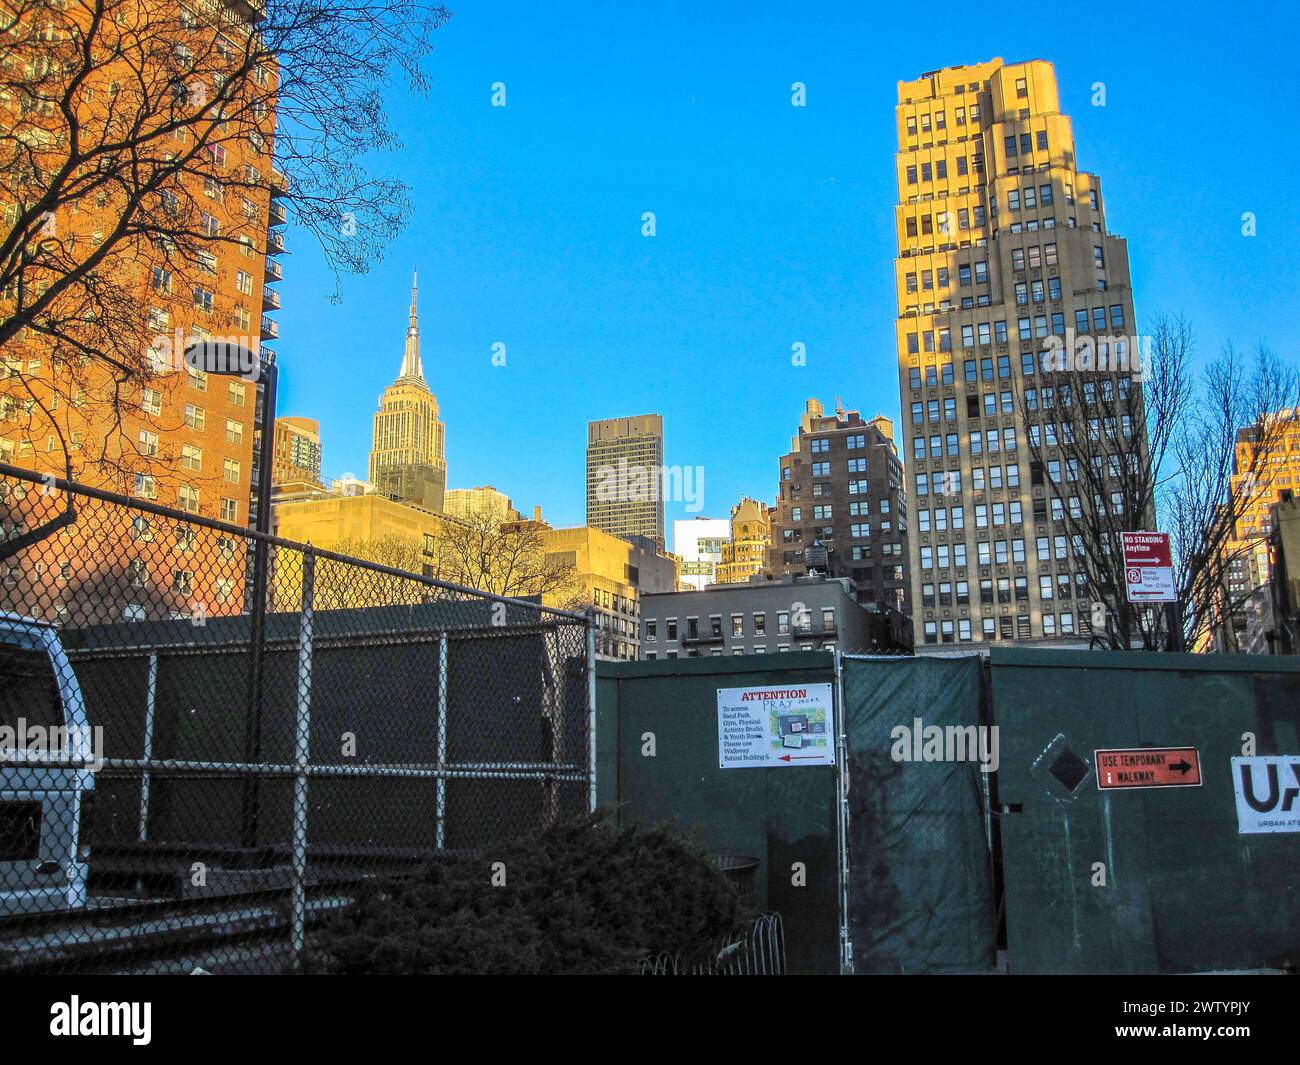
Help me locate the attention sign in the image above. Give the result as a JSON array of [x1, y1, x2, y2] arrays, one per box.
[[1121, 531, 1176, 603], [1095, 747, 1201, 790], [717, 683, 835, 769]]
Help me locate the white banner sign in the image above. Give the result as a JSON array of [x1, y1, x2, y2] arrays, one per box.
[[716, 683, 835, 769], [1231, 756, 1300, 834]]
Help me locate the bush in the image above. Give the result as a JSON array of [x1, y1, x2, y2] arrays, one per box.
[[310, 810, 741, 975]]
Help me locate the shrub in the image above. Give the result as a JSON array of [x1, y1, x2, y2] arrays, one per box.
[[310, 810, 741, 975]]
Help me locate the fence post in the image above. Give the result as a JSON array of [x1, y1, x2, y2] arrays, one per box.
[[137, 652, 158, 842], [436, 632, 448, 849], [288, 551, 315, 969], [833, 651, 853, 975], [586, 611, 597, 813], [239, 538, 270, 848]]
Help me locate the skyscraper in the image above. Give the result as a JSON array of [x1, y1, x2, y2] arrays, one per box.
[[369, 272, 447, 512], [585, 414, 665, 549], [895, 58, 1141, 648]]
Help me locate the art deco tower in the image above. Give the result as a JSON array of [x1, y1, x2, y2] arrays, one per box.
[[369, 272, 447, 511], [894, 58, 1141, 647]]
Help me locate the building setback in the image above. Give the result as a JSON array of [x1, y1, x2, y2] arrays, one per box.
[[895, 58, 1142, 648], [585, 414, 665, 550], [765, 398, 910, 617]]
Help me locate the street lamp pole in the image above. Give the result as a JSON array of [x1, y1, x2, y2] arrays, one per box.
[[184, 339, 277, 851], [240, 354, 278, 849]]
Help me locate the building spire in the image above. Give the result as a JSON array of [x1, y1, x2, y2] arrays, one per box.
[[399, 269, 423, 381]]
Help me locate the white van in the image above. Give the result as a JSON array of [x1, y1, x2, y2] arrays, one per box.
[[0, 612, 94, 914]]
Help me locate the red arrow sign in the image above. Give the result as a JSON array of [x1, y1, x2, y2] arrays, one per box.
[[779, 754, 823, 762], [1094, 747, 1201, 789]]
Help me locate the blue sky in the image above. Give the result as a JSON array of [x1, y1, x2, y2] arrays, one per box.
[[273, 0, 1300, 541]]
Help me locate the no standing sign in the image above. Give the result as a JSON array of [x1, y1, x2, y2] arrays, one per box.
[[1121, 531, 1176, 603]]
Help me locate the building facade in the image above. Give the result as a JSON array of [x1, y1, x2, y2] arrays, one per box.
[[673, 516, 731, 590], [1213, 409, 1300, 652], [272, 416, 322, 491], [369, 273, 447, 512], [765, 398, 909, 615], [0, 0, 283, 623], [1265, 492, 1300, 655], [541, 524, 677, 661], [272, 491, 454, 609], [716, 496, 773, 585], [895, 58, 1140, 648], [640, 575, 891, 659], [585, 414, 665, 549], [444, 485, 520, 523]]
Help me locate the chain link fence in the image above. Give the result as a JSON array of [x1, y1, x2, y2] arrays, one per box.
[[0, 463, 593, 973]]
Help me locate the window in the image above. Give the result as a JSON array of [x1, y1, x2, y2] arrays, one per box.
[[184, 404, 205, 430], [178, 485, 199, 513], [220, 497, 238, 523], [225, 418, 243, 444]]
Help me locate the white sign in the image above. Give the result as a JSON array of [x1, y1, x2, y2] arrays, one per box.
[[1121, 531, 1176, 603], [1232, 756, 1300, 834], [716, 683, 835, 769]]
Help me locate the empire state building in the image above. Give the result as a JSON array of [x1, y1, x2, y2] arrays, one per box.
[[368, 272, 447, 511]]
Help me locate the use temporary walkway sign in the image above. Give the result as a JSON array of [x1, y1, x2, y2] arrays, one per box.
[[1094, 747, 1201, 790]]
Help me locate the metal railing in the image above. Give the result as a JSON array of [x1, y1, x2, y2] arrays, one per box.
[[639, 913, 786, 975]]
